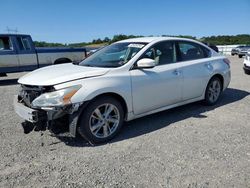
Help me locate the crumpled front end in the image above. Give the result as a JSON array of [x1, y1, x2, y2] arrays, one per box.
[[14, 84, 82, 136]]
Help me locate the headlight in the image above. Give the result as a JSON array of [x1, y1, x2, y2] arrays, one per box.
[[32, 85, 82, 107]]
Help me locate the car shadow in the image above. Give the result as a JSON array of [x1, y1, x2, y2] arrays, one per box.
[[55, 88, 249, 147], [0, 78, 18, 86]]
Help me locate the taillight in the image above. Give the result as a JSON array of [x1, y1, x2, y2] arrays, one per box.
[[223, 58, 231, 67]]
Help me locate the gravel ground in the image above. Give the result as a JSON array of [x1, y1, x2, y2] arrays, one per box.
[[0, 56, 249, 188]]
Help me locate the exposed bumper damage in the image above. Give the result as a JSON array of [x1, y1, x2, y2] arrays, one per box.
[[14, 85, 85, 136]]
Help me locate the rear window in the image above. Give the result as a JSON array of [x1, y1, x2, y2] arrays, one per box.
[[178, 41, 210, 61], [16, 36, 32, 51]]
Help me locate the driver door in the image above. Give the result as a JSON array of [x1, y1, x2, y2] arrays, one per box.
[[130, 41, 183, 115], [0, 36, 19, 73]]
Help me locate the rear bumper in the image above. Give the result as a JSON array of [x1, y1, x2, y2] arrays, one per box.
[[223, 69, 231, 91], [231, 51, 238, 55], [238, 52, 248, 56]]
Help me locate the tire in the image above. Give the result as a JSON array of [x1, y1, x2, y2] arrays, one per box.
[[244, 69, 250, 75], [78, 96, 124, 144], [0, 73, 7, 77], [204, 77, 222, 106], [239, 55, 243, 58]]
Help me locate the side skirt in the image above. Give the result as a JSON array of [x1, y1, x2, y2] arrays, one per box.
[[126, 96, 204, 121]]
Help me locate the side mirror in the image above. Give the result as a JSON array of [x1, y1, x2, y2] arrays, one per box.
[[137, 58, 155, 69]]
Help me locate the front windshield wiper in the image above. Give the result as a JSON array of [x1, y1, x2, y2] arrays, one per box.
[[72, 61, 80, 65], [81, 64, 97, 67], [80, 64, 121, 68]]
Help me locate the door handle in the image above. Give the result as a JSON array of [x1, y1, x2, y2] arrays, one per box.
[[173, 69, 181, 76]]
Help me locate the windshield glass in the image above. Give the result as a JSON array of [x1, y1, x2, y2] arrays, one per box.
[[79, 42, 147, 68]]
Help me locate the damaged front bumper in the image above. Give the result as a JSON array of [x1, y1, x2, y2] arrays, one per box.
[[13, 95, 83, 136]]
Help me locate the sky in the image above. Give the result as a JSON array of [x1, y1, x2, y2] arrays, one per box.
[[1, 0, 250, 43]]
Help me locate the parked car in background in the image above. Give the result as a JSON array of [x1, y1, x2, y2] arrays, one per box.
[[202, 42, 219, 52], [14, 37, 231, 144], [231, 46, 245, 56], [238, 46, 250, 58], [243, 51, 250, 74], [0, 34, 87, 75]]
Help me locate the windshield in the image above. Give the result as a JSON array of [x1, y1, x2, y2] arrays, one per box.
[[79, 42, 147, 68]]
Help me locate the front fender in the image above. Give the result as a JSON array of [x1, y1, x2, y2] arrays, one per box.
[[54, 73, 133, 115]]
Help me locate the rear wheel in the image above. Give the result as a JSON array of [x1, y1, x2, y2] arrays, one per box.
[[78, 96, 124, 144], [204, 77, 222, 105], [239, 55, 243, 58], [54, 58, 72, 64]]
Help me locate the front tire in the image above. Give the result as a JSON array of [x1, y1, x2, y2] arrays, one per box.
[[239, 55, 243, 58], [78, 96, 124, 144], [204, 77, 222, 105]]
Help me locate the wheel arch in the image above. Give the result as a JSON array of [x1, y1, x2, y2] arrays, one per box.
[[54, 58, 72, 64], [202, 73, 225, 99], [210, 73, 224, 91], [69, 91, 130, 137], [86, 92, 129, 118]]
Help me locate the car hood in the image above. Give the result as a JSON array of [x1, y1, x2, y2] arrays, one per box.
[[18, 63, 110, 86]]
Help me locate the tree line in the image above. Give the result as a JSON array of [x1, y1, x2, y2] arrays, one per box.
[[200, 34, 250, 45], [34, 34, 250, 47]]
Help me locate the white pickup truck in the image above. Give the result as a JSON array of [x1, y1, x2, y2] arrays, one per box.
[[0, 34, 87, 75]]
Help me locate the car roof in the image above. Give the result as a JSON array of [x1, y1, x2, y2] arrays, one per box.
[[116, 37, 199, 44], [0, 33, 30, 37]]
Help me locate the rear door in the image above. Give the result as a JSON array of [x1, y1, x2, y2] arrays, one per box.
[[176, 41, 212, 101], [15, 36, 38, 71], [0, 36, 19, 73]]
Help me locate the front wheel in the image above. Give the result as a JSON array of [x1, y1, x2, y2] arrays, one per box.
[[78, 96, 124, 144], [204, 77, 222, 105]]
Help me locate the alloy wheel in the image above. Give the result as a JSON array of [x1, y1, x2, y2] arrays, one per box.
[[89, 103, 120, 138], [208, 79, 221, 103]]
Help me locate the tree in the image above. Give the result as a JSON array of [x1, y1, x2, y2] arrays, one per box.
[[103, 37, 111, 43], [34, 34, 250, 47]]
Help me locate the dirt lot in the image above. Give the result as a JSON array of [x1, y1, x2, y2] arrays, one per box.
[[0, 56, 249, 188]]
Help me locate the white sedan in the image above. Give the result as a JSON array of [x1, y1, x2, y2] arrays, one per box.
[[14, 37, 231, 144], [243, 51, 250, 74]]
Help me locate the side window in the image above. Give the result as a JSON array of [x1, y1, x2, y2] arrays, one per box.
[[22, 37, 31, 50], [201, 46, 211, 58], [140, 41, 176, 66], [178, 42, 206, 61], [0, 37, 13, 51], [16, 36, 32, 51]]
